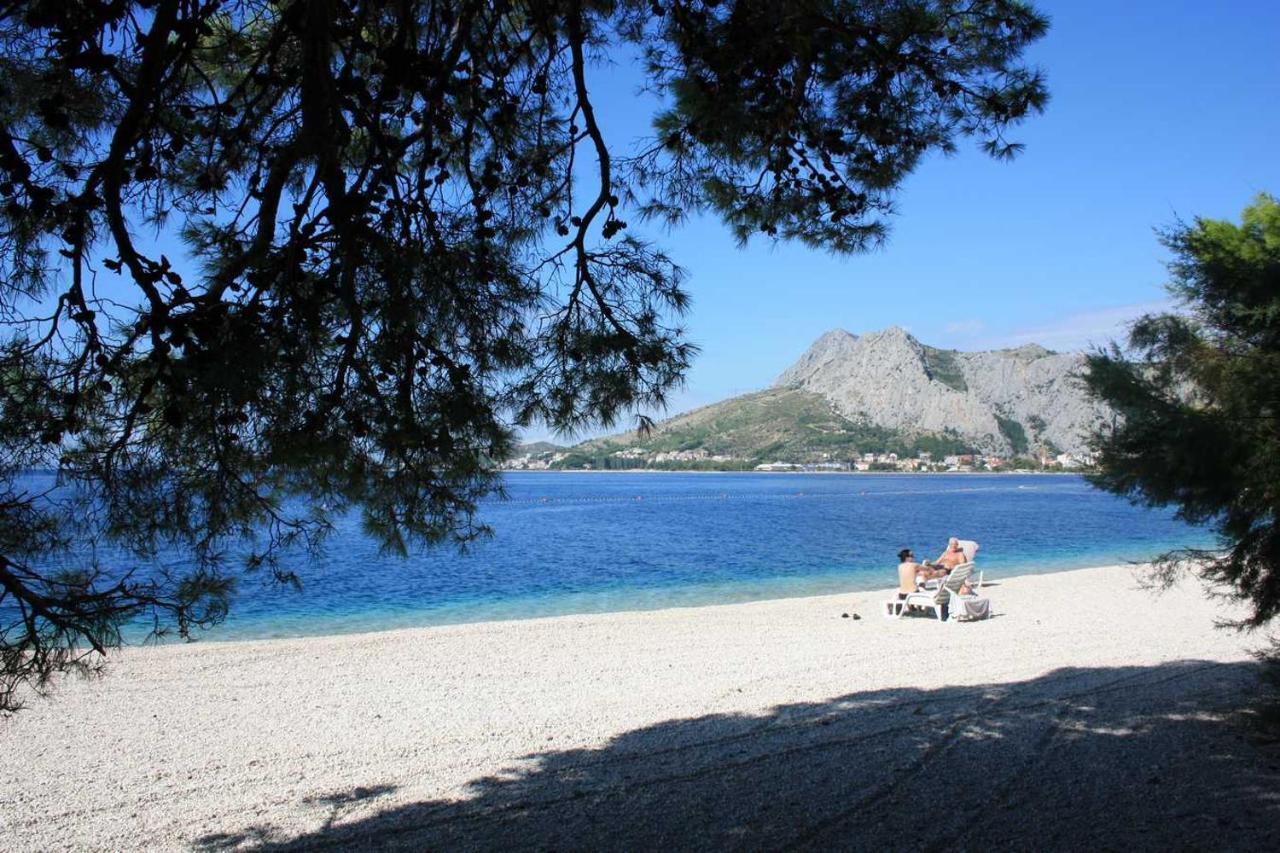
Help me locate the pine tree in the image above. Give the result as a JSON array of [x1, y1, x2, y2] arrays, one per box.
[[1085, 194, 1280, 629], [0, 0, 1048, 709]]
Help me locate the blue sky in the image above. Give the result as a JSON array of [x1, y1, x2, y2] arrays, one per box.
[[537, 0, 1280, 441]]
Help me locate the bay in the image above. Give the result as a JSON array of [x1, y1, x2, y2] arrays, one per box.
[[196, 472, 1213, 640]]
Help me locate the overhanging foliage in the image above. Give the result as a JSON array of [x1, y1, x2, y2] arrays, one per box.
[[0, 0, 1047, 709]]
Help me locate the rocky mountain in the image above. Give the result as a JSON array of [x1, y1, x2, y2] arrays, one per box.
[[512, 327, 1108, 470], [774, 327, 1106, 456]]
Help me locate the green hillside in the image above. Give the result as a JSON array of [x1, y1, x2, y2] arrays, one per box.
[[514, 441, 565, 455], [920, 345, 967, 392], [550, 388, 977, 470]]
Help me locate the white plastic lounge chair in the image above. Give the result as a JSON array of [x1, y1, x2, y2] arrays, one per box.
[[888, 563, 974, 622], [883, 593, 912, 619], [922, 572, 984, 591], [937, 562, 992, 621], [958, 540, 984, 590]]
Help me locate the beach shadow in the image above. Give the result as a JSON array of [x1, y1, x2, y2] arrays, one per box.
[[201, 659, 1280, 851], [197, 827, 276, 851], [302, 784, 399, 833], [196, 785, 399, 851]]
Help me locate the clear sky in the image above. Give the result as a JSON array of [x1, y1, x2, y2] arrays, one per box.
[[532, 0, 1280, 441]]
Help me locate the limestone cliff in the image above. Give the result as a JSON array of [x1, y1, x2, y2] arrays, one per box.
[[773, 327, 1107, 455]]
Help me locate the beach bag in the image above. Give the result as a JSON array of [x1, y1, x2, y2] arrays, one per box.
[[952, 595, 991, 621]]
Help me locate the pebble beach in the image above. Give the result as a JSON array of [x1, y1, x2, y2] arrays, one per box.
[[2, 564, 1277, 851]]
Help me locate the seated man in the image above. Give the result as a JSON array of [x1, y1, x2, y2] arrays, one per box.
[[896, 548, 921, 598], [920, 537, 973, 593], [932, 537, 967, 571]]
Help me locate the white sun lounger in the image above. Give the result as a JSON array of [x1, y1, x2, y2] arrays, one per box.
[[884, 563, 978, 622]]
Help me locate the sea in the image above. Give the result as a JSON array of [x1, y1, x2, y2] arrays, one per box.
[[59, 471, 1207, 641]]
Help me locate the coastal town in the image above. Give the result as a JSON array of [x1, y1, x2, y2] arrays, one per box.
[[501, 447, 1097, 473]]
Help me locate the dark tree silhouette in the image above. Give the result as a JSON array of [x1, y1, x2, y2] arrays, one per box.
[[0, 0, 1048, 709], [1085, 194, 1280, 630]]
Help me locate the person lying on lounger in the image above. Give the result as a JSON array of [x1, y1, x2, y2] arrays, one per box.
[[922, 537, 965, 572], [919, 537, 973, 592]]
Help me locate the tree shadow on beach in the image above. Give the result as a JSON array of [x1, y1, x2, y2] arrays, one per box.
[[199, 659, 1280, 852]]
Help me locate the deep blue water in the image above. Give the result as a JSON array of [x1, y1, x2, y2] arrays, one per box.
[[183, 472, 1212, 640], [8, 472, 1216, 641]]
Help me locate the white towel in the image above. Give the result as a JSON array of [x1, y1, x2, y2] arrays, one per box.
[[952, 595, 991, 621]]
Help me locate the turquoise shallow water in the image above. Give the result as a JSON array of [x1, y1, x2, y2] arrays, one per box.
[[178, 472, 1214, 641]]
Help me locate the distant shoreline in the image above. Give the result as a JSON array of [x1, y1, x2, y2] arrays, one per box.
[[502, 468, 1089, 476]]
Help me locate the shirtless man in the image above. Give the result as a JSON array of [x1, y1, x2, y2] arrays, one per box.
[[896, 549, 921, 598], [929, 537, 976, 595], [933, 537, 966, 570], [914, 537, 964, 584]]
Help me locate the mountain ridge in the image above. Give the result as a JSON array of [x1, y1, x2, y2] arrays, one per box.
[[773, 327, 1104, 456], [508, 327, 1106, 469]]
